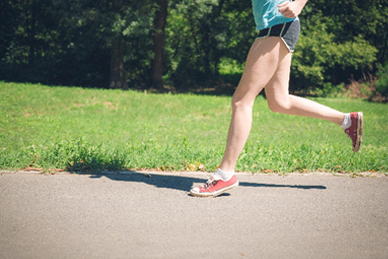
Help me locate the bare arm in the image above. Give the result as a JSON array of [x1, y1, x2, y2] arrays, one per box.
[[278, 0, 308, 18]]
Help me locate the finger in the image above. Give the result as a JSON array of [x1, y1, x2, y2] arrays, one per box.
[[279, 7, 297, 18], [278, 3, 290, 14], [281, 11, 291, 18], [278, 7, 286, 14], [277, 1, 289, 8], [283, 12, 296, 18], [279, 7, 291, 16]]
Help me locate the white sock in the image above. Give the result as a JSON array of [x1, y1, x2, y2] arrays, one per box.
[[213, 168, 235, 181], [340, 113, 352, 130]]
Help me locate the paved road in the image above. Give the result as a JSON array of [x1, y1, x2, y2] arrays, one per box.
[[1, 171, 387, 259]]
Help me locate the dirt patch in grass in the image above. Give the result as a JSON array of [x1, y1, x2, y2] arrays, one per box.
[[345, 76, 388, 103]]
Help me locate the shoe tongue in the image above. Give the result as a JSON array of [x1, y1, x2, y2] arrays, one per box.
[[211, 174, 222, 181]]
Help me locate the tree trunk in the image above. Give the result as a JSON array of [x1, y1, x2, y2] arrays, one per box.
[[150, 0, 168, 89], [29, 0, 36, 66], [110, 37, 128, 89], [110, 0, 127, 89]]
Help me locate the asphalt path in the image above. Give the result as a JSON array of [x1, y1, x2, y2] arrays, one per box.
[[1, 170, 387, 259]]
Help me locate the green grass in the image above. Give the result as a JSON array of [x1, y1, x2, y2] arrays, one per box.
[[1, 82, 387, 174]]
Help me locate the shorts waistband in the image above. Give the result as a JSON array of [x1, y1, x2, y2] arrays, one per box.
[[257, 22, 288, 38]]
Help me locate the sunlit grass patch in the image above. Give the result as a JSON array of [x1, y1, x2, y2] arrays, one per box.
[[1, 82, 387, 174]]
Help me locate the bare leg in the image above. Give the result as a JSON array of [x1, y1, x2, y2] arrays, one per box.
[[265, 50, 345, 125], [219, 37, 286, 171], [219, 37, 345, 172]]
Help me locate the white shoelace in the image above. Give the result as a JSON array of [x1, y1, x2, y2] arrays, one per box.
[[202, 176, 219, 190]]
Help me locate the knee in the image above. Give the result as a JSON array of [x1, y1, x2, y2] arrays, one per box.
[[267, 98, 290, 113], [231, 95, 254, 112]]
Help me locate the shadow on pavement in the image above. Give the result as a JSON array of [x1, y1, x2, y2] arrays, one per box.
[[239, 182, 326, 190], [85, 171, 327, 193]]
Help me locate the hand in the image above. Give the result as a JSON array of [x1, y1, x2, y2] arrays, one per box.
[[278, 0, 307, 18]]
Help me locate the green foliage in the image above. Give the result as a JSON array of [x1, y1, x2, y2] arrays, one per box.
[[165, 0, 253, 88], [45, 138, 128, 171], [291, 13, 377, 91], [375, 64, 388, 97], [0, 0, 154, 88], [306, 0, 388, 66], [218, 57, 245, 86], [0, 0, 387, 93]]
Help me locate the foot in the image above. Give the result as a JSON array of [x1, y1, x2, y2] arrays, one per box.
[[190, 175, 239, 197], [344, 112, 363, 152]]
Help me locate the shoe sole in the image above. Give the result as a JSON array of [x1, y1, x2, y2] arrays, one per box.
[[190, 181, 239, 198], [353, 112, 363, 153]]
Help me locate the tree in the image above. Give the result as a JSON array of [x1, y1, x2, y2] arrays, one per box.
[[110, 0, 128, 89], [150, 0, 168, 89], [166, 0, 253, 89], [1, 0, 386, 93]]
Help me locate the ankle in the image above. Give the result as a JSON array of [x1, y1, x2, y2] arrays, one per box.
[[214, 167, 235, 181], [340, 113, 351, 130]]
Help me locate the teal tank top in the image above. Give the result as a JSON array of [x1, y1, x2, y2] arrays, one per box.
[[252, 0, 296, 30]]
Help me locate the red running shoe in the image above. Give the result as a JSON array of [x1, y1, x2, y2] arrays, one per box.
[[190, 175, 239, 197], [344, 112, 363, 152]]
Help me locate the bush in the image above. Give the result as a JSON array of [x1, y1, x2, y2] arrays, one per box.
[[291, 13, 377, 92], [375, 64, 388, 97]]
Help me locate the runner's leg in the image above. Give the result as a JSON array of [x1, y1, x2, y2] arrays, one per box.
[[219, 37, 288, 172], [264, 51, 345, 125]]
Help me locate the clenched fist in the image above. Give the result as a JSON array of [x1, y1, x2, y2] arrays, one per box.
[[278, 0, 308, 18]]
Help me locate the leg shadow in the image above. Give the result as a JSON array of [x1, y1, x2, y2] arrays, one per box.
[[85, 171, 326, 193]]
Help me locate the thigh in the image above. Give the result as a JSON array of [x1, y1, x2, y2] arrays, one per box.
[[233, 37, 289, 105], [264, 51, 293, 105]]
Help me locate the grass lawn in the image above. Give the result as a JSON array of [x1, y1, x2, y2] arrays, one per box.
[[0, 82, 387, 174]]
